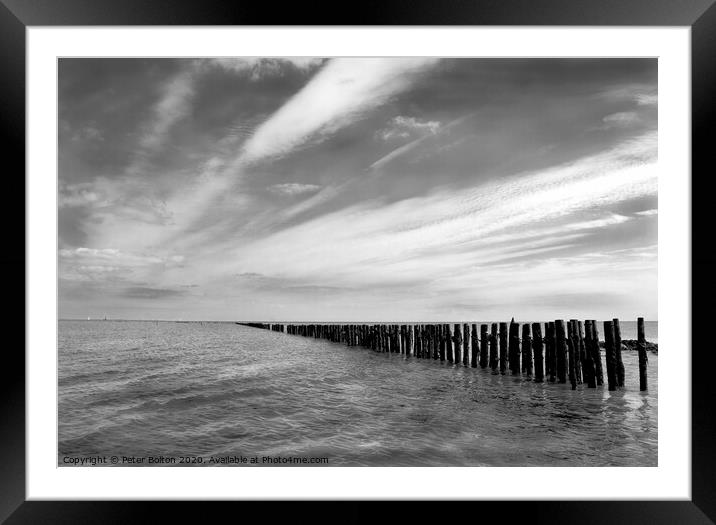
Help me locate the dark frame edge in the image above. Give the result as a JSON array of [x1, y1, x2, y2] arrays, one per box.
[[691, 0, 716, 522], [5, 0, 716, 523], [0, 1, 26, 524]]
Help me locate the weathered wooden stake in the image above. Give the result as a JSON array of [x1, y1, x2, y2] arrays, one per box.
[[613, 318, 625, 388], [566, 321, 577, 389], [531, 323, 543, 382], [547, 322, 557, 382], [577, 321, 587, 383], [499, 322, 508, 375], [463, 323, 470, 367], [490, 323, 498, 372], [603, 320, 618, 391], [480, 324, 489, 369], [436, 325, 444, 362], [582, 320, 596, 388], [508, 320, 520, 375], [590, 320, 604, 386], [522, 324, 533, 378], [413, 325, 419, 357], [471, 323, 479, 368], [453, 324, 462, 364], [555, 320, 567, 384], [637, 317, 648, 391], [427, 325, 434, 359], [570, 320, 582, 384], [444, 324, 452, 363], [406, 325, 413, 357]]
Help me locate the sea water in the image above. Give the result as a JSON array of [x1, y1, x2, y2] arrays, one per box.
[[58, 320, 657, 466]]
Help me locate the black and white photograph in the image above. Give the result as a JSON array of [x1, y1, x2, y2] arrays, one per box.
[[58, 56, 658, 468]]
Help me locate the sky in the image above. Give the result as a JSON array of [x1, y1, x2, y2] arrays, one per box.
[[58, 58, 657, 322]]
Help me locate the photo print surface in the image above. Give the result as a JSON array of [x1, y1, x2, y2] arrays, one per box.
[[58, 57, 657, 467]]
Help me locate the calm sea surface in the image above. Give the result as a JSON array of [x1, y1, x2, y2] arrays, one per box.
[[58, 320, 657, 467]]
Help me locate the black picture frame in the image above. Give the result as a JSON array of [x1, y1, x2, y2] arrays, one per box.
[[5, 0, 715, 522]]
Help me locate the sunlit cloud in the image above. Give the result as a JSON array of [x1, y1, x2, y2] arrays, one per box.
[[58, 58, 658, 320], [238, 58, 439, 165]]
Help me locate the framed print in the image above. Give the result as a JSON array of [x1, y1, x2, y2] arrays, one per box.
[[7, 0, 716, 522]]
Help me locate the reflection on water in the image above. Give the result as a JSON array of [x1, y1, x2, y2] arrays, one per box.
[[59, 320, 657, 466]]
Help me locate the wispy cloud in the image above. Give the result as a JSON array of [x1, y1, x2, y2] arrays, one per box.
[[223, 130, 657, 291], [268, 183, 322, 196], [601, 111, 640, 129], [121, 286, 185, 299], [369, 113, 472, 171], [206, 57, 324, 80], [238, 58, 439, 165], [59, 58, 658, 320], [59, 247, 185, 283], [138, 70, 196, 153], [376, 115, 441, 141]]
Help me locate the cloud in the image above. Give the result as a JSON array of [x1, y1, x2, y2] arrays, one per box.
[[59, 182, 103, 208], [635, 93, 658, 106], [237, 58, 439, 165], [268, 183, 322, 196], [598, 84, 657, 107], [601, 111, 640, 128], [121, 287, 184, 299], [70, 124, 104, 143], [206, 57, 324, 80], [376, 116, 441, 141], [222, 130, 657, 291], [369, 114, 472, 171], [635, 208, 658, 216], [138, 70, 196, 152], [59, 247, 185, 282]]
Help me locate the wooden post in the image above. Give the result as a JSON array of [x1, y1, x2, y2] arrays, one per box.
[[423, 325, 428, 359], [582, 320, 597, 388], [508, 320, 520, 375], [416, 325, 423, 358], [566, 321, 577, 390], [480, 324, 489, 369], [555, 320, 567, 384], [531, 323, 543, 382], [613, 318, 625, 388], [591, 320, 604, 386], [637, 317, 648, 391], [603, 320, 618, 391], [463, 323, 470, 367], [488, 323, 498, 371], [453, 324, 462, 365], [570, 320, 582, 384], [435, 325, 442, 361], [407, 325, 413, 357], [577, 321, 587, 383], [444, 324, 452, 363], [499, 322, 508, 375], [546, 322, 556, 382], [471, 323, 479, 368], [522, 324, 533, 378]]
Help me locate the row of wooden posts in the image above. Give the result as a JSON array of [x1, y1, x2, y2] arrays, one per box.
[[241, 318, 649, 391]]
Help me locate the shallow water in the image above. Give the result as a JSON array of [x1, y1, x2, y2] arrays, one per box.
[[58, 320, 657, 466]]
